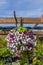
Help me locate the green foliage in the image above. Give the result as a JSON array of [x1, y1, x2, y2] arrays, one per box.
[[14, 26, 27, 32], [18, 26, 27, 32], [0, 60, 4, 65], [0, 38, 10, 65], [19, 51, 30, 64], [34, 39, 43, 57], [0, 38, 7, 48], [0, 38, 10, 56], [0, 47, 10, 56], [33, 39, 43, 65], [33, 57, 43, 65]]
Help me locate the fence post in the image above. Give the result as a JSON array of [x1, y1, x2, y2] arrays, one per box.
[[14, 11, 17, 28], [20, 17, 23, 27]]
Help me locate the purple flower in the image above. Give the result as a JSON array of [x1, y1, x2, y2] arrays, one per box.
[[26, 42, 33, 47], [29, 31, 34, 39], [19, 32, 22, 34], [24, 32, 29, 37], [24, 31, 33, 37], [10, 35, 14, 39]]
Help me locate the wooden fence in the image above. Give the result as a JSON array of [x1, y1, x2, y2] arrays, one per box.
[[0, 11, 43, 38]]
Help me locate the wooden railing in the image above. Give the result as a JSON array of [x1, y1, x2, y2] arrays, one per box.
[[0, 18, 41, 24], [0, 11, 43, 38], [0, 30, 43, 35]]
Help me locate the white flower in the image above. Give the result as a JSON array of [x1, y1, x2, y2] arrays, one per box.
[[33, 35, 36, 40], [26, 38, 31, 42], [15, 31, 19, 36], [15, 42, 18, 45], [11, 43, 15, 47], [9, 44, 14, 48], [16, 37, 19, 41], [29, 39, 33, 44], [28, 47, 32, 51], [6, 34, 10, 41], [22, 40, 26, 44], [20, 37, 22, 40], [9, 32, 13, 35], [13, 45, 16, 49], [23, 46, 25, 51], [21, 46, 25, 51], [7, 43, 10, 47], [11, 49, 14, 52], [15, 47, 18, 51], [34, 42, 37, 46]]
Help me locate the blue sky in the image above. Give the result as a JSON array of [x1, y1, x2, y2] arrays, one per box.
[[0, 0, 43, 27], [0, 0, 43, 17]]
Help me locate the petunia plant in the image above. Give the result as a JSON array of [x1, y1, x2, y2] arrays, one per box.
[[6, 27, 37, 65]]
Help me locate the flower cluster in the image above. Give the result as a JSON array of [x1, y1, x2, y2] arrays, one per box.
[[6, 28, 36, 57]]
